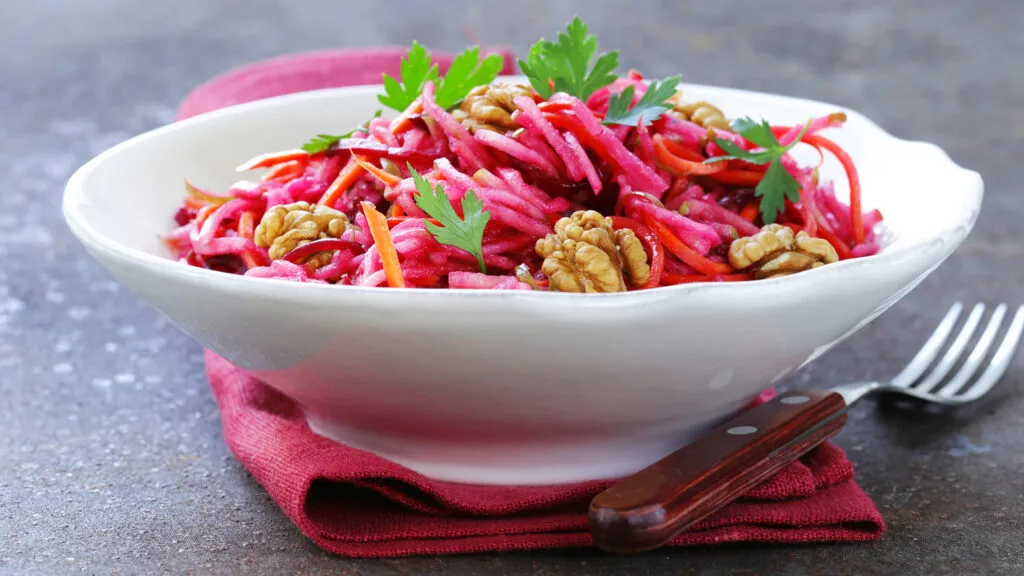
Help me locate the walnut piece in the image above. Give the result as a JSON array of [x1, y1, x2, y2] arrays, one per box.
[[671, 100, 731, 131], [451, 82, 533, 134], [615, 229, 651, 288], [535, 210, 650, 293], [254, 201, 351, 268], [728, 224, 839, 279]]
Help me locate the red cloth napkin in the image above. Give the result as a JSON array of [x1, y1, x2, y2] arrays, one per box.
[[183, 48, 885, 558]]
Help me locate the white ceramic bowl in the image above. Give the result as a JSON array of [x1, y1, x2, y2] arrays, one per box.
[[63, 80, 982, 485]]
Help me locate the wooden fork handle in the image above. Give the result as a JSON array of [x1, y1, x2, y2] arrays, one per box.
[[588, 389, 848, 553]]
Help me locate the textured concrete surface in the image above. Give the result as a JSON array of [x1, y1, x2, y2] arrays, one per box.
[[2, 1, 1023, 574]]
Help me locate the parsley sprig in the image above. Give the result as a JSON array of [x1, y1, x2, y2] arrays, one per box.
[[379, 41, 438, 111], [518, 16, 619, 101], [434, 47, 505, 108], [300, 110, 383, 154], [706, 117, 812, 224], [409, 165, 490, 273], [378, 42, 504, 112], [602, 75, 681, 126]]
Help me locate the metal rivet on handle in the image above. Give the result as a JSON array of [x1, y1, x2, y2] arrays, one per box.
[[780, 395, 810, 405], [727, 425, 758, 435]]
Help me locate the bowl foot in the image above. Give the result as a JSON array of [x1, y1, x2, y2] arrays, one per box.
[[304, 414, 712, 486]]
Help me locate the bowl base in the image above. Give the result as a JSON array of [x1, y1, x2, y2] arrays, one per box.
[[305, 414, 716, 486]]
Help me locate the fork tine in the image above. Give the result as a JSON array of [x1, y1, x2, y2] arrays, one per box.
[[935, 304, 1007, 397], [889, 302, 964, 388], [956, 305, 1024, 402], [914, 303, 985, 394]]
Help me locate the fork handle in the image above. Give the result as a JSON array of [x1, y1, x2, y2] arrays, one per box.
[[588, 389, 847, 553]]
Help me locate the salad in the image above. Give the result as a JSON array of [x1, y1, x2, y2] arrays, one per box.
[[167, 17, 882, 292]]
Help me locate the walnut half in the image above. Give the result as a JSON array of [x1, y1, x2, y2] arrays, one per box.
[[254, 201, 351, 269], [536, 210, 650, 293], [451, 82, 533, 134], [728, 224, 839, 279], [671, 100, 731, 132]]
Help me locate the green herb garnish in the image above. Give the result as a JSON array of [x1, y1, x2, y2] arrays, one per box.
[[706, 117, 812, 224], [518, 16, 619, 101], [300, 110, 383, 154], [378, 42, 504, 112], [434, 47, 505, 109], [602, 75, 681, 126], [378, 41, 439, 112], [409, 165, 490, 273]]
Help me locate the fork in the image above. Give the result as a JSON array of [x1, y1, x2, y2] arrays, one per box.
[[589, 302, 1024, 553]]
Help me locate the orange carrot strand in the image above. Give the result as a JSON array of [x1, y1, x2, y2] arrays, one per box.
[[656, 133, 707, 162], [237, 211, 256, 240], [260, 160, 306, 182], [236, 149, 309, 172], [356, 159, 401, 187], [236, 211, 260, 269], [193, 204, 218, 229], [183, 196, 208, 211], [360, 202, 406, 288], [640, 214, 734, 276], [318, 156, 367, 208], [802, 134, 864, 244], [739, 202, 759, 223], [386, 216, 440, 228], [389, 98, 423, 133], [653, 135, 726, 175], [705, 168, 765, 187]]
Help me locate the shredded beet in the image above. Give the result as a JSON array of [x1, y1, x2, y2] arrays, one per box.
[[169, 69, 880, 290]]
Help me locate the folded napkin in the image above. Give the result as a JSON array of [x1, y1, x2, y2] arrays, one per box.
[[183, 48, 885, 557]]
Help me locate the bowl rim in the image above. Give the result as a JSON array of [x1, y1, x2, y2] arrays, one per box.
[[63, 80, 984, 302]]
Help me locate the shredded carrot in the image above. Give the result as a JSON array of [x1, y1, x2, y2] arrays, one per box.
[[812, 218, 853, 260], [705, 169, 765, 187], [236, 149, 309, 172], [260, 160, 306, 182], [655, 133, 706, 162], [185, 178, 231, 205], [356, 158, 402, 187], [653, 135, 725, 175], [318, 156, 367, 207], [640, 214, 734, 276], [797, 202, 817, 236], [389, 98, 423, 133], [193, 204, 218, 229], [237, 211, 256, 240], [390, 203, 405, 218], [387, 216, 440, 228], [802, 134, 864, 244], [183, 196, 208, 211], [360, 202, 406, 288], [538, 101, 573, 113], [739, 201, 759, 223], [237, 211, 260, 269]]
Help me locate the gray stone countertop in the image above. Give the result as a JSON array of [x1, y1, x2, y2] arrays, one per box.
[[2, 1, 1022, 574]]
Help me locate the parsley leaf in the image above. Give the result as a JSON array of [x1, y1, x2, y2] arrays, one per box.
[[300, 110, 383, 154], [409, 165, 490, 273], [378, 41, 439, 111], [518, 16, 620, 101], [705, 116, 812, 223], [757, 160, 802, 225], [729, 117, 779, 149], [602, 75, 681, 126], [434, 47, 505, 109]]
